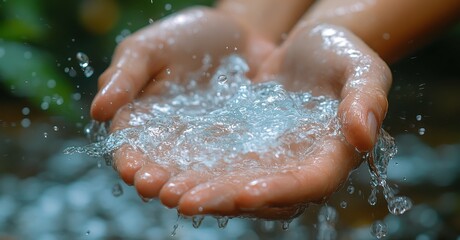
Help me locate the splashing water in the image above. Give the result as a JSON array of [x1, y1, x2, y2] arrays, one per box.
[[64, 55, 413, 235], [65, 55, 341, 172], [76, 52, 94, 77], [366, 130, 413, 216]]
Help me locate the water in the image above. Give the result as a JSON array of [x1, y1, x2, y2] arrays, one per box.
[[65, 55, 341, 173], [370, 220, 388, 239], [63, 55, 415, 237], [76, 52, 94, 77], [366, 130, 413, 216]]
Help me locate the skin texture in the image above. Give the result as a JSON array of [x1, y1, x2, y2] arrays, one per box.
[[91, 7, 274, 121]]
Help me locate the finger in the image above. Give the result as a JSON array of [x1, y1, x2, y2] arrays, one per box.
[[91, 31, 167, 121], [134, 162, 171, 199], [235, 138, 358, 209], [159, 169, 214, 209], [113, 145, 146, 185], [339, 56, 392, 152], [177, 171, 258, 216]]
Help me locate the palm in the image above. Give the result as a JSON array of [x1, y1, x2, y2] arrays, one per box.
[[91, 7, 273, 121], [105, 23, 391, 219]]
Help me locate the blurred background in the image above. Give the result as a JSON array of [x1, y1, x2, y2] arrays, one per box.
[[0, 0, 459, 239]]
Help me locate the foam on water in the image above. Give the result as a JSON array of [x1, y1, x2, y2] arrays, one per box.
[[65, 55, 341, 172]]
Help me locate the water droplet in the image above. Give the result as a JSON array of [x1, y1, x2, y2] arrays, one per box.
[[387, 196, 412, 215], [47, 79, 56, 88], [281, 220, 291, 231], [171, 213, 182, 236], [53, 126, 59, 131], [76, 52, 89, 68], [21, 118, 31, 128], [368, 188, 378, 206], [148, 18, 154, 24], [84, 66, 94, 78], [165, 68, 171, 75], [340, 201, 347, 208], [403, 177, 407, 181], [43, 132, 48, 138], [85, 230, 90, 236], [192, 216, 204, 228], [370, 220, 387, 239], [416, 114, 422, 121], [112, 183, 123, 197], [347, 185, 355, 194], [217, 75, 227, 85], [216, 217, 229, 229], [418, 127, 425, 135], [22, 107, 30, 116], [164, 3, 172, 11]]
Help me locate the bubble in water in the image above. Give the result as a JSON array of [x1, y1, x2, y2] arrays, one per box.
[[76, 52, 89, 68], [387, 196, 412, 215], [340, 201, 347, 208], [416, 114, 422, 121], [370, 220, 387, 239], [216, 217, 229, 229], [418, 128, 425, 135], [111, 183, 123, 197], [192, 216, 204, 229], [217, 75, 228, 85]]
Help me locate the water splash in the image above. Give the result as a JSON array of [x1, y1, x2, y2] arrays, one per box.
[[366, 130, 413, 215], [64, 55, 341, 171], [76, 52, 93, 77]]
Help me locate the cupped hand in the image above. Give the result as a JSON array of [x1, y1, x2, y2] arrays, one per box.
[[91, 7, 274, 121], [101, 21, 392, 220], [257, 23, 392, 152]]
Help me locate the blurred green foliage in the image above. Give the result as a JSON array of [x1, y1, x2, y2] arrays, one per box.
[[0, 0, 214, 122]]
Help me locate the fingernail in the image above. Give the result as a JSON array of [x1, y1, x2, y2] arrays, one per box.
[[367, 111, 378, 146]]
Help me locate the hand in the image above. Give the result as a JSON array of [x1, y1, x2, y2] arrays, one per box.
[[103, 21, 391, 220], [257, 23, 392, 152], [90, 7, 274, 121]]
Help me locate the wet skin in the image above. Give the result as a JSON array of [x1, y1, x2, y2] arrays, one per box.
[[91, 8, 391, 219]]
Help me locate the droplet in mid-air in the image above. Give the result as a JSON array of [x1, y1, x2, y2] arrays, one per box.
[[370, 220, 387, 239], [112, 183, 123, 197], [76, 52, 89, 68]]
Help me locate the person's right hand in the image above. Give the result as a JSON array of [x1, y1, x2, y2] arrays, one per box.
[[90, 7, 274, 121]]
